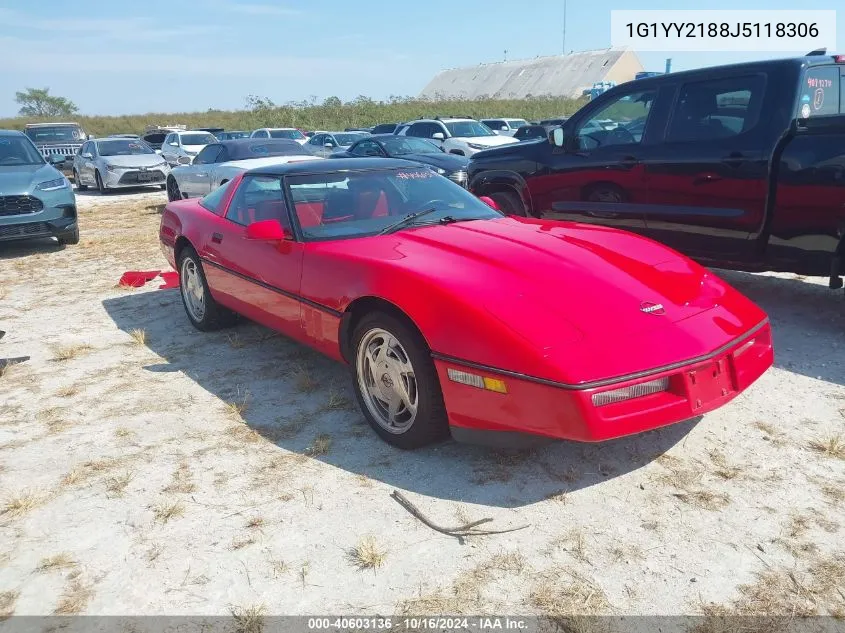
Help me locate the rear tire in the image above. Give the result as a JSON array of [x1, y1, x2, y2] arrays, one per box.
[[73, 170, 87, 191], [351, 312, 449, 449], [177, 246, 238, 331], [489, 190, 526, 216]]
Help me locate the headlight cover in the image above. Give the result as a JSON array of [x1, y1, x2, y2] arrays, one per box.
[[35, 177, 69, 192], [435, 167, 447, 175], [105, 163, 122, 172]]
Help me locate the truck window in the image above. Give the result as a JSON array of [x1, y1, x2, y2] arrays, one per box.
[[667, 75, 765, 142], [574, 89, 657, 150], [797, 66, 840, 118]]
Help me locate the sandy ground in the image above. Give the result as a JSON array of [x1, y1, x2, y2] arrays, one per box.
[[0, 187, 843, 623]]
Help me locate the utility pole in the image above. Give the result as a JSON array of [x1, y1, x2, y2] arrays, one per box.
[[562, 0, 567, 54]]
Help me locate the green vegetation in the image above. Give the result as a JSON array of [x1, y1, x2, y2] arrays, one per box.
[[14, 87, 78, 118], [0, 94, 587, 136]]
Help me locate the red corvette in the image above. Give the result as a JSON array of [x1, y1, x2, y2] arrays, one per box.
[[159, 158, 774, 449]]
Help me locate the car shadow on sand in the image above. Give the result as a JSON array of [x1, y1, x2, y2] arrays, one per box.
[[0, 237, 66, 260], [102, 289, 700, 508], [715, 270, 845, 387]]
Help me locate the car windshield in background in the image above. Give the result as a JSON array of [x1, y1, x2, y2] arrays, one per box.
[[334, 133, 368, 146], [0, 137, 45, 166], [371, 124, 397, 134], [381, 137, 441, 155], [25, 126, 85, 143], [182, 134, 216, 145], [269, 129, 306, 140], [96, 140, 155, 156], [287, 168, 500, 241], [445, 121, 494, 137], [507, 119, 528, 128], [220, 131, 250, 140]]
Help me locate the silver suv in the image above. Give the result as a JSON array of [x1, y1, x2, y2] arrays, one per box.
[[396, 117, 519, 156]]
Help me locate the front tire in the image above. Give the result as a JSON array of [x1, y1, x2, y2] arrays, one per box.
[[489, 190, 526, 216], [95, 170, 108, 195], [166, 176, 182, 202], [351, 312, 448, 449], [57, 226, 79, 246], [73, 170, 87, 191], [177, 246, 238, 331]]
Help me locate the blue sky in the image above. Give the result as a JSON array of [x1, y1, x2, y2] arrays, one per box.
[[0, 0, 840, 117]]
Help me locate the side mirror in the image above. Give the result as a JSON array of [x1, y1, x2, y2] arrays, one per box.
[[79, 152, 93, 160], [48, 154, 65, 164], [178, 156, 191, 165], [324, 142, 334, 148], [432, 132, 445, 141], [169, 141, 179, 147], [478, 196, 500, 211], [550, 127, 565, 147], [245, 219, 291, 242]]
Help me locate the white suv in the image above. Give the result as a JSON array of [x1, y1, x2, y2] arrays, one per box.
[[160, 130, 217, 166], [397, 118, 519, 156], [250, 128, 308, 145]]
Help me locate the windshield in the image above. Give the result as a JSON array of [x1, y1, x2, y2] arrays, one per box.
[[444, 121, 494, 138], [507, 119, 528, 129], [381, 137, 441, 155], [97, 140, 155, 156], [25, 126, 85, 144], [221, 131, 249, 140], [0, 136, 45, 166], [269, 129, 306, 140], [286, 168, 500, 241], [333, 133, 368, 146], [181, 133, 216, 145]]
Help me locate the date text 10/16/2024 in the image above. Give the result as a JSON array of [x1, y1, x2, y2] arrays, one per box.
[[307, 617, 528, 631]]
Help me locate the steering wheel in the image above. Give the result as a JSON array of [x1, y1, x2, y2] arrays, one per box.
[[607, 127, 636, 144]]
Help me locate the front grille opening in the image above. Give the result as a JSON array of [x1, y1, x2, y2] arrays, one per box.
[[0, 195, 44, 217]]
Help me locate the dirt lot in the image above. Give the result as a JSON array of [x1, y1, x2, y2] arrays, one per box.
[[0, 188, 844, 622]]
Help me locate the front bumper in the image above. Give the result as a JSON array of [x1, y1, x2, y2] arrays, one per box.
[[102, 168, 169, 188], [438, 321, 773, 444], [0, 189, 78, 243]]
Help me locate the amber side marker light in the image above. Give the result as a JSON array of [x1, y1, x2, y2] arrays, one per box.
[[447, 368, 508, 394]]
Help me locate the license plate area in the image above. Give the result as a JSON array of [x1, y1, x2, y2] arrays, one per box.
[[686, 358, 734, 410], [137, 172, 152, 182]]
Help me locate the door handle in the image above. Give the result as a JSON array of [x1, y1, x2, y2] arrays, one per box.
[[694, 172, 723, 185], [618, 156, 639, 168], [211, 232, 223, 244], [721, 152, 745, 167]]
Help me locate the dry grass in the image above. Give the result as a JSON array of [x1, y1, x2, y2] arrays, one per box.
[[163, 461, 195, 494], [321, 389, 353, 411], [60, 457, 129, 487], [230, 535, 256, 551], [36, 552, 77, 573], [226, 332, 245, 349], [225, 392, 250, 420], [114, 426, 134, 439], [269, 560, 289, 578], [1, 488, 46, 518], [752, 420, 787, 446], [293, 365, 319, 393], [305, 433, 332, 457], [820, 484, 845, 504], [152, 500, 185, 523], [530, 567, 610, 619], [226, 423, 263, 445], [544, 488, 570, 504], [550, 529, 591, 565], [38, 406, 72, 435], [653, 456, 731, 511], [0, 590, 19, 620], [245, 516, 265, 530], [346, 535, 388, 571], [231, 604, 266, 633], [105, 471, 133, 497], [808, 435, 845, 460], [54, 577, 94, 615], [128, 328, 147, 346], [50, 343, 93, 362], [708, 449, 742, 480], [55, 384, 80, 398]]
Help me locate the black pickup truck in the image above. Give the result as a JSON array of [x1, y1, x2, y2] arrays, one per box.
[[468, 54, 845, 288]]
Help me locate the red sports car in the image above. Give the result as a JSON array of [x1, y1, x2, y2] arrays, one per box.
[[159, 158, 774, 449]]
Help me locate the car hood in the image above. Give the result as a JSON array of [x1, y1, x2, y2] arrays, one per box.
[[331, 217, 766, 383], [397, 152, 469, 171], [183, 144, 208, 153], [0, 164, 63, 192], [456, 135, 519, 147], [472, 139, 544, 159], [100, 154, 167, 168]]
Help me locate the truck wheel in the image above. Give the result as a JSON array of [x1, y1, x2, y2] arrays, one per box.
[[73, 170, 87, 191], [489, 190, 526, 216], [351, 312, 449, 450]]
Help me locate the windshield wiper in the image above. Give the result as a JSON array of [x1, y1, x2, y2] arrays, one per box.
[[378, 208, 441, 235]]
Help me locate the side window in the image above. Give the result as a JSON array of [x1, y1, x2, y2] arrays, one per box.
[[256, 130, 269, 139], [90, 143, 98, 157], [352, 140, 381, 156], [164, 134, 173, 146], [798, 67, 840, 118], [198, 180, 235, 215], [575, 89, 657, 150], [194, 145, 221, 165], [407, 123, 437, 138], [310, 134, 325, 146], [225, 176, 289, 228], [667, 75, 765, 143], [79, 142, 89, 156]]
